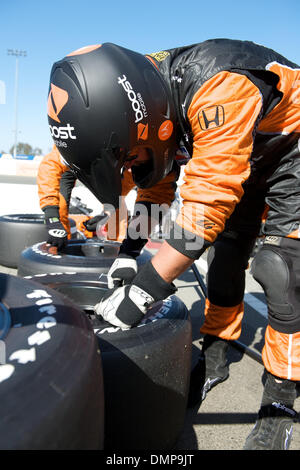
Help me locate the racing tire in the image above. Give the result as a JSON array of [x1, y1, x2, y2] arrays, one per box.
[[0, 214, 76, 269], [0, 273, 104, 450], [17, 239, 153, 277], [23, 271, 192, 450]]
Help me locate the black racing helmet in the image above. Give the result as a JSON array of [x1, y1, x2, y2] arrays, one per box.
[[47, 43, 177, 207]]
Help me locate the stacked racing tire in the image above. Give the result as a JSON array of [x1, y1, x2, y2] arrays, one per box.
[[0, 273, 104, 450], [17, 239, 153, 277], [0, 214, 77, 269], [22, 271, 192, 450]]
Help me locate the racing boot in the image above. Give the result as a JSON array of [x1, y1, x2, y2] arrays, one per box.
[[188, 334, 229, 407], [244, 371, 299, 450]]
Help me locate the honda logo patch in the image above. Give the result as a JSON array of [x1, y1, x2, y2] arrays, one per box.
[[198, 105, 225, 130]]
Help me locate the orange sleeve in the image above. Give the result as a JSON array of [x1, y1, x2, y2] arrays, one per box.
[[176, 71, 263, 244], [37, 145, 69, 210]]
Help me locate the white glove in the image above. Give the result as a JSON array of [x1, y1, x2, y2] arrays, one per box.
[[94, 284, 154, 330], [95, 261, 177, 330]]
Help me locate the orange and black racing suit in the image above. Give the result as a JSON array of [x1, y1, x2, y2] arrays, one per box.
[[145, 39, 300, 381]]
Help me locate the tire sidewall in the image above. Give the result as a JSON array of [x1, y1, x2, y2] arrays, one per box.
[[0, 273, 104, 450]]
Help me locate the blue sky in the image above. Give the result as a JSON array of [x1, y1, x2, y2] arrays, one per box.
[[0, 0, 299, 155]]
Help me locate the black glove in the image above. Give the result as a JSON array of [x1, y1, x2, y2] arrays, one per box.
[[94, 261, 177, 329], [107, 253, 138, 289], [45, 217, 68, 250], [83, 212, 109, 232]]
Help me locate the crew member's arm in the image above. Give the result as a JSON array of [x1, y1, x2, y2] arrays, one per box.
[[119, 168, 177, 256], [106, 168, 177, 288], [37, 145, 72, 248], [37, 145, 70, 216], [153, 71, 263, 282]]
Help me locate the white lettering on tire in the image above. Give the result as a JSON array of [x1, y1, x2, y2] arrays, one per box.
[[1, 285, 58, 382]]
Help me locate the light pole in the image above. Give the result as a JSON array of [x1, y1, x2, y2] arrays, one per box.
[[7, 49, 27, 158]]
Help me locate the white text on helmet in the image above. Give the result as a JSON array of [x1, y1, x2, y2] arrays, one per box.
[[49, 123, 77, 140], [117, 75, 147, 123]]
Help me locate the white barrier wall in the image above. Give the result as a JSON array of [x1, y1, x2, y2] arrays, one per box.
[[0, 154, 42, 177], [0, 155, 42, 215], [0, 182, 41, 215]]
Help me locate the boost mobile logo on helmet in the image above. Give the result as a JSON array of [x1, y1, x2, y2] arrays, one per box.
[[49, 123, 76, 140], [117, 75, 148, 124], [47, 83, 76, 140]]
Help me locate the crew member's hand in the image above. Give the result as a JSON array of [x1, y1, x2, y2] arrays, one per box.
[[45, 217, 68, 250], [94, 261, 177, 329], [83, 212, 109, 232], [107, 254, 138, 289]]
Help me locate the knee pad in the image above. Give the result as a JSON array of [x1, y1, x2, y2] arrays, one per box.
[[251, 238, 300, 333], [207, 234, 255, 307]]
